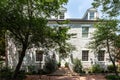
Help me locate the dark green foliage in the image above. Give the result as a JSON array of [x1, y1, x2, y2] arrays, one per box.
[[65, 62, 69, 68], [43, 58, 58, 74], [17, 70, 26, 80], [0, 29, 5, 62], [73, 58, 83, 74], [92, 0, 120, 17], [0, 67, 13, 80], [0, 0, 68, 78], [89, 19, 119, 76], [28, 65, 35, 73], [0, 67, 26, 80], [91, 64, 104, 73], [57, 62, 61, 67], [107, 64, 118, 73], [53, 26, 75, 59], [105, 75, 120, 80]]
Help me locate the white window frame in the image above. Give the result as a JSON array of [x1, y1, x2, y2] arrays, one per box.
[[82, 26, 89, 38], [82, 50, 89, 61], [35, 50, 44, 63], [89, 12, 95, 20]]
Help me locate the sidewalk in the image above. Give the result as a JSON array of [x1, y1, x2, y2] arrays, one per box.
[[25, 67, 106, 80], [25, 74, 106, 80]]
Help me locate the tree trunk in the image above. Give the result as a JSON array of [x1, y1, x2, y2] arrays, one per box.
[[12, 45, 27, 79], [107, 39, 119, 76], [5, 50, 8, 67]]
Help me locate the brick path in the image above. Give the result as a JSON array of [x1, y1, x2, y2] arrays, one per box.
[[25, 75, 106, 80], [25, 67, 106, 80]]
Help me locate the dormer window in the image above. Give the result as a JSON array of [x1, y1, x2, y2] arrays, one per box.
[[59, 13, 64, 19], [82, 8, 98, 20], [89, 12, 94, 20]]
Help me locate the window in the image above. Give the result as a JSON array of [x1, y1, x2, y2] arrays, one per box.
[[59, 13, 64, 19], [89, 12, 94, 20], [82, 50, 89, 61], [82, 27, 89, 38], [36, 50, 44, 61], [98, 50, 105, 61]]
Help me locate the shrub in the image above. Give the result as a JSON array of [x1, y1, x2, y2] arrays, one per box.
[[91, 64, 104, 73], [28, 65, 36, 74], [57, 62, 61, 68], [105, 75, 120, 80], [0, 67, 26, 80], [65, 62, 69, 68], [73, 58, 83, 74], [17, 70, 26, 80], [43, 58, 58, 74], [107, 64, 117, 73], [0, 67, 13, 80]]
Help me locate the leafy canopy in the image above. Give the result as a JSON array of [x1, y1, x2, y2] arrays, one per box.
[[92, 0, 120, 17]]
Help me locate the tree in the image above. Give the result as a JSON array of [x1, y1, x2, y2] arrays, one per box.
[[0, 30, 5, 60], [0, 0, 68, 78], [114, 34, 120, 61], [51, 21, 75, 62], [0, 28, 5, 65], [92, 0, 120, 17], [90, 19, 120, 76]]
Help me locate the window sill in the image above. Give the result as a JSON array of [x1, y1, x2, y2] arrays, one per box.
[[35, 61, 43, 63]]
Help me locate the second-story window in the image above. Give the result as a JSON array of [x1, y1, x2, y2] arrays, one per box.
[[90, 12, 94, 20], [82, 27, 89, 38]]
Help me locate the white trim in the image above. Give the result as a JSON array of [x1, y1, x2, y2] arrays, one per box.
[[81, 26, 89, 38], [81, 50, 89, 61]]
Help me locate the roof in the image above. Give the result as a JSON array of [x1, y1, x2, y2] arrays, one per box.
[[48, 18, 98, 24], [82, 7, 98, 20]]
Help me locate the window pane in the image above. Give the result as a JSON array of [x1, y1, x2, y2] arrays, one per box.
[[98, 50, 105, 61], [90, 12, 94, 19], [60, 13, 64, 19], [82, 50, 89, 61], [82, 27, 89, 38], [36, 50, 43, 61]]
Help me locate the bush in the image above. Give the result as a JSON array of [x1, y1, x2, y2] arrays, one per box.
[[107, 64, 117, 73], [43, 58, 58, 74], [0, 67, 26, 80], [91, 64, 104, 73], [27, 65, 36, 74], [105, 75, 120, 80], [0, 67, 13, 80], [17, 70, 26, 80], [57, 62, 61, 68], [65, 62, 69, 68], [73, 58, 83, 74]]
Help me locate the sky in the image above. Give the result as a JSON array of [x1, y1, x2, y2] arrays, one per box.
[[65, 0, 94, 19]]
